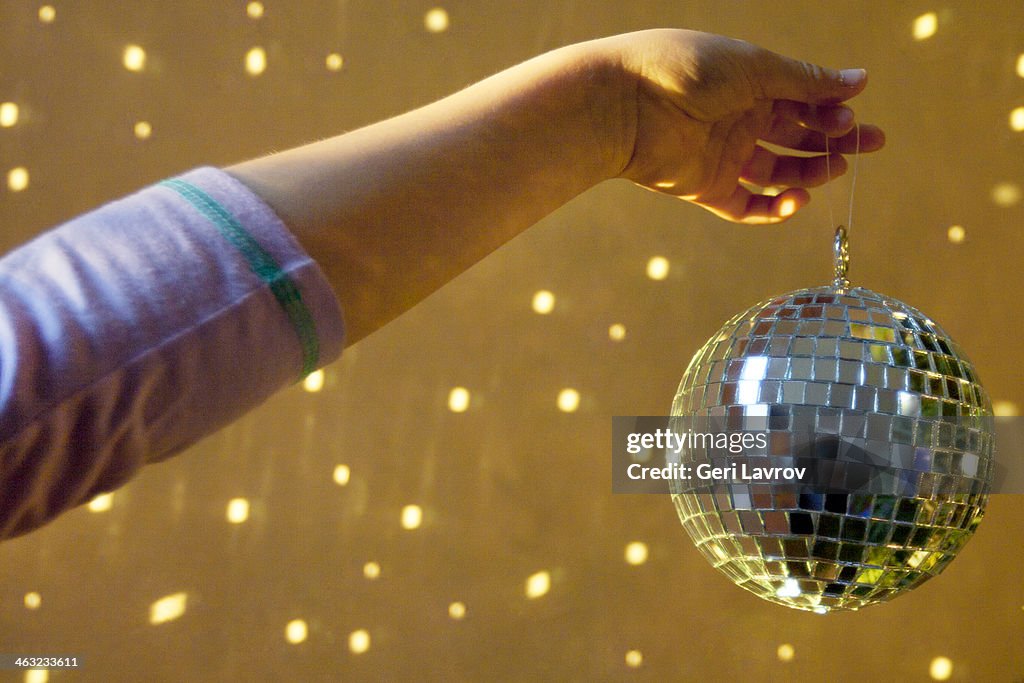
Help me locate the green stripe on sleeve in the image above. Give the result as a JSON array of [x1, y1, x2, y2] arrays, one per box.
[[160, 178, 320, 378]]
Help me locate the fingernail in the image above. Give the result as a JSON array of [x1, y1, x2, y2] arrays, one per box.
[[835, 107, 854, 126], [840, 68, 867, 87]]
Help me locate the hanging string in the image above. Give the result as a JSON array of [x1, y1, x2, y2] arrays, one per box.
[[825, 121, 861, 291], [846, 123, 862, 234]]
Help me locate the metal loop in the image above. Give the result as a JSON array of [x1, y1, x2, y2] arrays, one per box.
[[833, 225, 850, 291]]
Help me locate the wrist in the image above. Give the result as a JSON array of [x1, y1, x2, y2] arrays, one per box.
[[557, 37, 640, 184]]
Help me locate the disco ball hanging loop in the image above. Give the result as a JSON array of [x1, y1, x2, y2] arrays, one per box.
[[833, 225, 850, 290], [668, 225, 994, 613]]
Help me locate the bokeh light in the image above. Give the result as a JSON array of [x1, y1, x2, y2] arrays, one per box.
[[556, 388, 580, 413], [87, 493, 114, 512], [913, 12, 938, 40], [992, 182, 1021, 208], [1010, 106, 1024, 132], [326, 53, 344, 71], [285, 619, 308, 644], [447, 386, 470, 412], [332, 464, 351, 486], [525, 571, 550, 599], [531, 290, 555, 314], [7, 167, 29, 192], [245, 47, 267, 76], [123, 45, 147, 72], [424, 7, 450, 33], [929, 656, 953, 681], [646, 256, 669, 280], [401, 504, 423, 530], [226, 498, 250, 524], [0, 102, 19, 128], [303, 369, 325, 392], [349, 629, 371, 654], [149, 593, 188, 625], [624, 541, 649, 566]]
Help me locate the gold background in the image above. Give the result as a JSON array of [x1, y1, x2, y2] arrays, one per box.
[[0, 1, 1021, 681]]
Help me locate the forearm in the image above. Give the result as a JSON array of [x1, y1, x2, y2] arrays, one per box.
[[227, 39, 632, 344]]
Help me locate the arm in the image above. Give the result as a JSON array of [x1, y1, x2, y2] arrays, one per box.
[[0, 29, 884, 540], [227, 29, 884, 344]]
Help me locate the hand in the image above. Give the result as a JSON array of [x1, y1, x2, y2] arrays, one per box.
[[607, 29, 885, 224]]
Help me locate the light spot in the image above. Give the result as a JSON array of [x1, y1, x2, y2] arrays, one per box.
[[325, 53, 344, 72], [646, 256, 669, 280], [149, 592, 188, 625], [363, 561, 381, 579], [777, 643, 795, 662], [946, 225, 965, 244], [778, 197, 797, 217], [447, 386, 470, 412], [557, 388, 580, 413], [531, 290, 555, 314], [25, 670, 48, 683], [38, 5, 56, 24], [1010, 106, 1024, 132], [624, 541, 649, 566], [134, 121, 152, 140], [525, 570, 550, 599], [285, 619, 308, 644], [0, 102, 19, 127], [24, 592, 42, 610], [401, 504, 423, 530], [775, 578, 801, 598], [88, 493, 114, 512], [123, 45, 146, 72], [333, 464, 351, 486], [424, 7, 450, 33], [8, 167, 29, 192], [448, 601, 466, 620], [245, 46, 267, 76], [913, 12, 938, 41], [608, 323, 626, 341], [992, 182, 1021, 208], [226, 498, 250, 524], [246, 1, 264, 19], [348, 629, 371, 654], [929, 656, 953, 681], [653, 180, 676, 189], [625, 650, 643, 668], [1017, 54, 1024, 79], [303, 369, 325, 392], [813, 605, 828, 614], [993, 400, 1019, 417]]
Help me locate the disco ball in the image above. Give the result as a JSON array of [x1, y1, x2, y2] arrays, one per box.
[[667, 246, 994, 612]]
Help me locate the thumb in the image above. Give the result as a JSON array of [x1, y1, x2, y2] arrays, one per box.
[[748, 47, 867, 104]]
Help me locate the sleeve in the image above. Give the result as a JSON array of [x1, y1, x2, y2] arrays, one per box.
[[0, 167, 346, 540]]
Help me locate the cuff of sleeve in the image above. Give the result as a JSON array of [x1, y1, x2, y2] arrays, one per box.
[[170, 166, 346, 373]]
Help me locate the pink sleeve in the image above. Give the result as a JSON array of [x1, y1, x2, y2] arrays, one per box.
[[0, 167, 345, 540]]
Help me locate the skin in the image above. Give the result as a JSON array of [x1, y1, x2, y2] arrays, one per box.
[[227, 29, 885, 345]]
